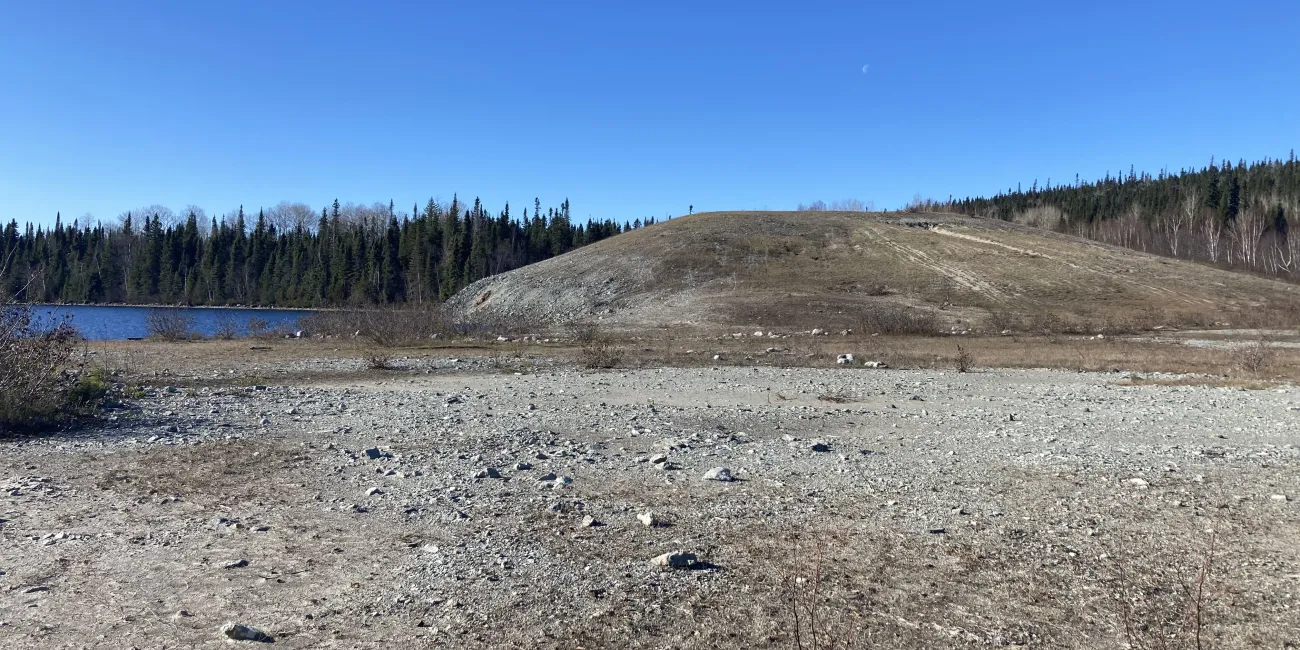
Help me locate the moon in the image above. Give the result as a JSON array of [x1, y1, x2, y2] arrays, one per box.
[[862, 64, 869, 74]]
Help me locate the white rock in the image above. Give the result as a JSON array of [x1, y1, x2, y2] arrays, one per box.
[[651, 551, 698, 570], [836, 354, 854, 364], [637, 512, 659, 527], [703, 467, 734, 482], [1127, 478, 1150, 488], [1271, 494, 1289, 502]]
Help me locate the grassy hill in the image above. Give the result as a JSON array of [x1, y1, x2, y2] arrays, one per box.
[[446, 211, 1300, 333]]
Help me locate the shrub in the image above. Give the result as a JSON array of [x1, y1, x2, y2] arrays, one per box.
[[573, 322, 620, 369], [213, 314, 240, 340], [145, 308, 196, 341], [0, 304, 83, 429], [956, 344, 973, 372], [860, 306, 939, 336], [1235, 338, 1273, 376], [298, 305, 455, 346]]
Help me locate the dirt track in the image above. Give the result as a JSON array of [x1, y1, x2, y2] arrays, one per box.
[[3, 359, 1299, 648]]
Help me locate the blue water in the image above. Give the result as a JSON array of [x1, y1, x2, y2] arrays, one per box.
[[26, 304, 316, 341]]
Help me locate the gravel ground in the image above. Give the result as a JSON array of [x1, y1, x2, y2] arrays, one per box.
[[2, 363, 1298, 648]]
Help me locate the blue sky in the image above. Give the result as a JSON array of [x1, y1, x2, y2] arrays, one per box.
[[2, 1, 1298, 226]]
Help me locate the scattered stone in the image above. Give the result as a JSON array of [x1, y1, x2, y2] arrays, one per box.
[[538, 472, 558, 482], [1127, 478, 1150, 489], [221, 622, 273, 643], [927, 527, 947, 534], [1271, 494, 1289, 502], [703, 467, 734, 482], [637, 512, 660, 527], [553, 476, 574, 488], [363, 447, 385, 460], [810, 442, 830, 453], [836, 354, 854, 364], [864, 361, 888, 368], [474, 467, 502, 479], [365, 487, 383, 496], [651, 551, 698, 570], [223, 559, 250, 569], [514, 462, 533, 471], [581, 515, 600, 527], [649, 453, 668, 465]]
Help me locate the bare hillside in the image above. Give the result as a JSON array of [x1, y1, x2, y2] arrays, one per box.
[[446, 211, 1300, 332]]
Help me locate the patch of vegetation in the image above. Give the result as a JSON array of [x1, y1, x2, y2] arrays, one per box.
[[145, 308, 197, 341], [0, 304, 116, 430], [573, 322, 620, 369]]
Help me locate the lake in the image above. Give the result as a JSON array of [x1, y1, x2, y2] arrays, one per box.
[[25, 304, 316, 341]]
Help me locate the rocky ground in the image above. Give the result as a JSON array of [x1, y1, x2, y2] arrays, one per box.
[[2, 358, 1299, 648]]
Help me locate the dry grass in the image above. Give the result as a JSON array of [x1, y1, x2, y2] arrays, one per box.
[[448, 211, 1300, 336]]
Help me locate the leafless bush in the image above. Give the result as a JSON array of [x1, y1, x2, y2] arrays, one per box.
[[860, 306, 939, 336], [245, 317, 271, 339], [987, 308, 1023, 333], [956, 344, 973, 372], [213, 314, 240, 340], [364, 349, 395, 370], [145, 308, 196, 341], [0, 304, 84, 428], [1104, 533, 1218, 650], [1235, 339, 1273, 376], [573, 322, 620, 369], [299, 305, 454, 346]]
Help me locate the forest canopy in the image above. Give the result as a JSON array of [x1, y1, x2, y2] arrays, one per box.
[[1, 196, 658, 307]]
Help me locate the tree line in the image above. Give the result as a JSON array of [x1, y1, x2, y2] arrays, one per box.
[[940, 152, 1300, 278], [1, 196, 660, 307]]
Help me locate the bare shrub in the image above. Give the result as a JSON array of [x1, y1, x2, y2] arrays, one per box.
[[1103, 533, 1218, 650], [213, 314, 240, 340], [956, 344, 973, 372], [364, 349, 394, 370], [572, 322, 620, 369], [987, 308, 1023, 333], [0, 304, 84, 429], [860, 306, 939, 336], [299, 305, 454, 346], [1235, 338, 1273, 376], [245, 317, 270, 339], [145, 308, 196, 341]]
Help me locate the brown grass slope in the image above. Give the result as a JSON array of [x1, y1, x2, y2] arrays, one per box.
[[446, 211, 1300, 332]]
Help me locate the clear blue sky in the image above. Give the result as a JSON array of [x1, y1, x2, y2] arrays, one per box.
[[2, 1, 1298, 226]]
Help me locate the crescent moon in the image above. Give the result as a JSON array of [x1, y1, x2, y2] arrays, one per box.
[[862, 64, 870, 74]]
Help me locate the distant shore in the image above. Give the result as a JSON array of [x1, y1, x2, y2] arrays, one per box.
[[26, 302, 322, 311]]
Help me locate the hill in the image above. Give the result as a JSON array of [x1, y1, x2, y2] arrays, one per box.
[[446, 211, 1300, 333]]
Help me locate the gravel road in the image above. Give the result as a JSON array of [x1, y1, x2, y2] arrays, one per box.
[[3, 364, 1298, 648]]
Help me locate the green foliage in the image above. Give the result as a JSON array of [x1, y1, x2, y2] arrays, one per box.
[[66, 366, 112, 408], [0, 198, 661, 308]]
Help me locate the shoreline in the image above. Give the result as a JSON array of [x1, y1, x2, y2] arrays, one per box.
[[27, 302, 322, 312]]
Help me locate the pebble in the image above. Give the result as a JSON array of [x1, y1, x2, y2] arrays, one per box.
[[637, 512, 659, 527], [1127, 478, 1150, 488], [474, 467, 501, 479], [1271, 494, 1289, 502]]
